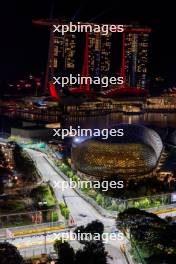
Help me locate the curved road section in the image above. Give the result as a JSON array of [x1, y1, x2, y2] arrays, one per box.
[[26, 149, 128, 264]]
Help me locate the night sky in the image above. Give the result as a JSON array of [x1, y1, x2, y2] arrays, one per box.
[[0, 0, 176, 86]]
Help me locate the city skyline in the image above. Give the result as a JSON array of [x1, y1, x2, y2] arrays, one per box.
[[1, 2, 176, 263], [0, 0, 176, 88]]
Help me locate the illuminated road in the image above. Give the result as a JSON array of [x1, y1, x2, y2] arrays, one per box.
[[26, 149, 114, 227], [16, 149, 128, 263], [4, 230, 128, 263], [1, 148, 175, 262]]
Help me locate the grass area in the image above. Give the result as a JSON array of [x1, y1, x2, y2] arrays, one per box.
[[30, 184, 60, 223], [30, 184, 57, 208]]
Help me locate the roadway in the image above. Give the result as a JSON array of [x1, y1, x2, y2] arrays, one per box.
[[8, 148, 128, 264], [1, 147, 176, 263], [5, 231, 128, 263], [26, 149, 114, 227]]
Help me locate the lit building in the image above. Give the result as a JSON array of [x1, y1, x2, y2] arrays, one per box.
[[52, 28, 112, 80], [33, 20, 113, 91], [88, 32, 112, 77], [33, 19, 151, 95], [124, 26, 151, 89], [52, 32, 77, 76], [71, 124, 163, 179]]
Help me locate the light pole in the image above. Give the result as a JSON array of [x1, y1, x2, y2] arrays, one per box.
[[44, 232, 47, 254]]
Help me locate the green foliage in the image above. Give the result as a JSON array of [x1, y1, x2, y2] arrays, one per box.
[[59, 202, 65, 210], [30, 184, 56, 208], [107, 200, 119, 211], [58, 163, 169, 214], [72, 175, 79, 183], [63, 208, 70, 219], [131, 245, 151, 263], [51, 211, 59, 222], [59, 202, 70, 219], [59, 163, 70, 174], [133, 198, 161, 209], [117, 208, 176, 263], [96, 194, 104, 206], [67, 171, 74, 178]]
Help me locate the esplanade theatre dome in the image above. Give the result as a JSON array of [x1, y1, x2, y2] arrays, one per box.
[[71, 124, 163, 178]]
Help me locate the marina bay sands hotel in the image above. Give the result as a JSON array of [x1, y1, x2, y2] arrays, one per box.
[[33, 19, 151, 94]]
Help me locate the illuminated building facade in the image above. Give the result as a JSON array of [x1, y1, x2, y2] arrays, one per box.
[[124, 28, 150, 88], [88, 32, 112, 77], [52, 32, 77, 75], [71, 124, 163, 179], [33, 19, 151, 96], [52, 30, 112, 78], [33, 20, 114, 92]]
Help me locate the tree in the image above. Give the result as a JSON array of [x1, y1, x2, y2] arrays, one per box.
[[75, 240, 107, 264], [74, 220, 104, 244], [74, 221, 107, 263], [54, 240, 75, 264], [132, 223, 176, 253], [53, 221, 108, 264], [146, 253, 176, 264], [117, 208, 176, 262], [117, 208, 165, 236], [0, 242, 24, 264], [85, 220, 104, 237]]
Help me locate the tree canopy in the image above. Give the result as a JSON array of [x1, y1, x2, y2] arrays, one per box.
[[0, 242, 24, 264], [117, 208, 176, 263]]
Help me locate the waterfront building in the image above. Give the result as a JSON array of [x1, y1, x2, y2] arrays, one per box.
[[71, 124, 163, 180]]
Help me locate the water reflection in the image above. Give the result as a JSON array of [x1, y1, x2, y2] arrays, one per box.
[[63, 112, 176, 129]]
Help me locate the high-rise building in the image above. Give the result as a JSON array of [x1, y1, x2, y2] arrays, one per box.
[[88, 32, 112, 77], [124, 27, 151, 89], [33, 20, 114, 91], [52, 32, 77, 75], [52, 29, 112, 79], [33, 19, 151, 95]]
